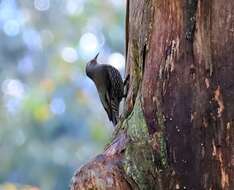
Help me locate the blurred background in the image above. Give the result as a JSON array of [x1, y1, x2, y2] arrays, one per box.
[[0, 0, 125, 189]]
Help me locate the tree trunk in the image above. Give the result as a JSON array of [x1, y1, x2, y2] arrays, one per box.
[[70, 0, 234, 189]]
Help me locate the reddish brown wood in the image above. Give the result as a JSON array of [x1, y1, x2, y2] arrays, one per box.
[[71, 1, 234, 189]]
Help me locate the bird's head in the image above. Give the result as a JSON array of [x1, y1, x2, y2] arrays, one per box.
[[85, 53, 99, 78]]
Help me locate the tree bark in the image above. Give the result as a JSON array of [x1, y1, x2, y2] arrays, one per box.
[[70, 0, 234, 189]]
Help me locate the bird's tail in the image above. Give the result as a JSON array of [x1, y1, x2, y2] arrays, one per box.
[[112, 115, 118, 126], [111, 101, 119, 126]]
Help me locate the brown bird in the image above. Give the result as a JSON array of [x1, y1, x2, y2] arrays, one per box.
[[86, 53, 124, 126]]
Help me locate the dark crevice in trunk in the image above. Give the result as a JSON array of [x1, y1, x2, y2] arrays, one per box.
[[185, 0, 198, 41]]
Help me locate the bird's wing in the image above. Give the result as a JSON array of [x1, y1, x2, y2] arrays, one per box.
[[106, 66, 123, 125], [107, 66, 124, 100], [98, 90, 113, 122], [104, 92, 113, 122], [110, 98, 119, 125]]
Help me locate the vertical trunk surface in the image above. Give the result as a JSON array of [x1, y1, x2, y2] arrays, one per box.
[[71, 0, 234, 189]]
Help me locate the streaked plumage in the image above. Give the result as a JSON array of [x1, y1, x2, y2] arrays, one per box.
[[86, 53, 124, 126]]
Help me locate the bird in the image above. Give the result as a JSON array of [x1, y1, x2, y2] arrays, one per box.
[[86, 53, 125, 126]]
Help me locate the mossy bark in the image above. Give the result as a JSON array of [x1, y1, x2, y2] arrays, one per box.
[[70, 0, 234, 189]]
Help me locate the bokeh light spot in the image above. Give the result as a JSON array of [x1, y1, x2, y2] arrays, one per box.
[[34, 104, 50, 121], [40, 79, 54, 93], [17, 56, 34, 74], [50, 97, 66, 115], [5, 98, 21, 114], [79, 32, 98, 58], [22, 28, 42, 50], [3, 19, 20, 36], [66, 0, 84, 16], [61, 47, 78, 63], [34, 0, 50, 11], [107, 52, 125, 70], [1, 79, 25, 98]]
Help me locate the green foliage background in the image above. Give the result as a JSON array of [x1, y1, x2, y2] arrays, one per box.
[[0, 0, 125, 189]]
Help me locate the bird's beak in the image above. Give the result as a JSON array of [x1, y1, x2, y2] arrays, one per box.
[[94, 52, 99, 60]]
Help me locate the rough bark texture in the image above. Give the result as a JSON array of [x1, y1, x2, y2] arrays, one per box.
[[70, 0, 234, 189]]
